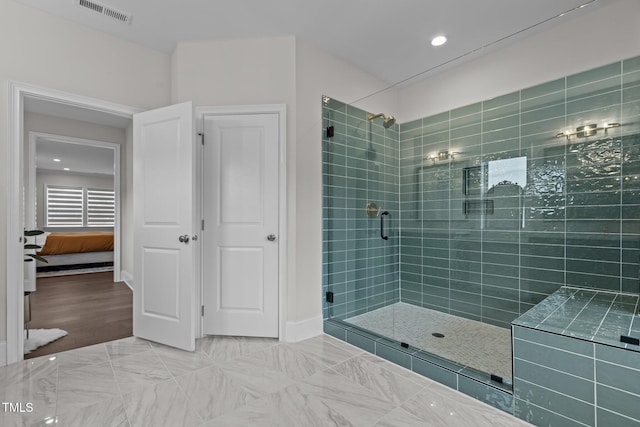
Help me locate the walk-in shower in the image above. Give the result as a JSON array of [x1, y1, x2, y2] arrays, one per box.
[[322, 56, 640, 406]]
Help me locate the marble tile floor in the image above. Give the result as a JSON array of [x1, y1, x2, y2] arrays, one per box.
[[346, 303, 513, 380], [0, 334, 530, 427]]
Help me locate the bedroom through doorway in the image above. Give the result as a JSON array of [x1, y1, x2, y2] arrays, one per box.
[[23, 103, 132, 359]]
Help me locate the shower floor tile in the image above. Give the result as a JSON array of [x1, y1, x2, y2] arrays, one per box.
[[346, 302, 512, 380]]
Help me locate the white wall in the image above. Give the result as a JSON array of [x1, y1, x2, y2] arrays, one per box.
[[171, 36, 300, 326], [294, 39, 399, 324], [398, 0, 640, 122], [171, 36, 398, 332], [0, 0, 172, 343]]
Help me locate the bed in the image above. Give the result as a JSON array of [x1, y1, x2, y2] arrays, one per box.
[[36, 231, 114, 272]]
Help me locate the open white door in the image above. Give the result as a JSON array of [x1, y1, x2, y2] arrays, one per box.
[[133, 102, 196, 351]]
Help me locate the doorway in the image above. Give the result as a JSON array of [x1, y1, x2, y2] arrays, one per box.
[[6, 83, 288, 364], [6, 81, 139, 365], [23, 132, 130, 358]]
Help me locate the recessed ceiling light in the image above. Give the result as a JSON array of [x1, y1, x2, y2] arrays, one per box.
[[63, 167, 70, 171], [53, 158, 61, 162], [431, 35, 447, 47]]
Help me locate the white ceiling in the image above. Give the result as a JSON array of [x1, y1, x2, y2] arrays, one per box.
[[14, 0, 608, 85], [36, 138, 115, 176]]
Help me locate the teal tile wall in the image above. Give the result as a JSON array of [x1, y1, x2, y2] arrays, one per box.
[[399, 56, 640, 329], [513, 324, 640, 426], [322, 98, 400, 320], [323, 56, 640, 331]]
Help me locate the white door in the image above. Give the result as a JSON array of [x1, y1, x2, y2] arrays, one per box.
[[202, 113, 280, 337], [133, 102, 196, 351]]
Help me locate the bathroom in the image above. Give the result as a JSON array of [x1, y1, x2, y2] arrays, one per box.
[[322, 39, 640, 427]]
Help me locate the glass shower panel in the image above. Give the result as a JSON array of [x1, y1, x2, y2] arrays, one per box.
[[322, 97, 399, 325]]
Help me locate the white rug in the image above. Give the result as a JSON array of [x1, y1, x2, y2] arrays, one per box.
[[23, 328, 68, 354]]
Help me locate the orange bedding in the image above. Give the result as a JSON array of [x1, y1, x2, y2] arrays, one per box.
[[38, 232, 114, 255]]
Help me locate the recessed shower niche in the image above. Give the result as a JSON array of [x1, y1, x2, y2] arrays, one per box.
[[322, 55, 640, 418]]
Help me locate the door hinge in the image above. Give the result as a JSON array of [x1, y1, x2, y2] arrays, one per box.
[[201, 305, 204, 316], [198, 132, 204, 145], [325, 291, 334, 303], [201, 219, 205, 231]]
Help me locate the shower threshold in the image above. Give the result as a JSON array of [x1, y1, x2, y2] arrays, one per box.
[[345, 302, 512, 380]]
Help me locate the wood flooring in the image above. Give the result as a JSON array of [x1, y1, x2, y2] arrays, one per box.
[[25, 271, 132, 359]]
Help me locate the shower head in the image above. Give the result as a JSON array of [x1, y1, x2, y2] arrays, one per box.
[[367, 112, 396, 129]]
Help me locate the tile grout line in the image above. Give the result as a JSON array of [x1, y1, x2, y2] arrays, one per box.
[[534, 288, 579, 328], [517, 398, 592, 427], [591, 295, 618, 338], [106, 346, 133, 427], [151, 344, 208, 427]]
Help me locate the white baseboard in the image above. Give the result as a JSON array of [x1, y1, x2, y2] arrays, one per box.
[[285, 315, 323, 342], [120, 270, 133, 291], [0, 341, 7, 367]]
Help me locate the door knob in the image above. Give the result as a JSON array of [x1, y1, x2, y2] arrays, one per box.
[[267, 234, 277, 242], [178, 234, 190, 243]]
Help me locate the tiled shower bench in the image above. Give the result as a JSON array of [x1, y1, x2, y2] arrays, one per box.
[[512, 287, 640, 426]]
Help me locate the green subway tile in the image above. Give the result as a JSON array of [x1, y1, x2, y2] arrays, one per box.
[[597, 408, 640, 427], [483, 114, 519, 132], [400, 118, 422, 133], [566, 90, 621, 115], [522, 78, 565, 101], [566, 271, 620, 292], [624, 70, 640, 91], [521, 117, 566, 139], [345, 330, 376, 353], [567, 75, 621, 101], [450, 123, 481, 139], [566, 246, 620, 263], [514, 380, 594, 426], [458, 376, 513, 413], [624, 56, 640, 73], [521, 103, 565, 124], [451, 102, 481, 119], [596, 344, 640, 369], [483, 102, 519, 121], [482, 127, 519, 144], [375, 342, 412, 369], [422, 111, 449, 128], [323, 321, 347, 340], [513, 326, 594, 355], [597, 384, 640, 423], [514, 338, 593, 380], [513, 358, 594, 403], [484, 92, 519, 111], [514, 398, 586, 427], [568, 62, 621, 88], [411, 357, 458, 388], [450, 299, 482, 316]]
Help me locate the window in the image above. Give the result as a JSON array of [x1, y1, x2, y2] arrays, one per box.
[[87, 188, 115, 227], [45, 185, 115, 227], [45, 186, 84, 227]]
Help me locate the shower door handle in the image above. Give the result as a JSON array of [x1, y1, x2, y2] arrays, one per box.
[[380, 211, 389, 240]]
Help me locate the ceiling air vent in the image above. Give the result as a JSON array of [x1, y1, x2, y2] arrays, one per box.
[[76, 0, 132, 25]]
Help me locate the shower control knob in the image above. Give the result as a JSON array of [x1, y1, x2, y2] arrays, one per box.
[[267, 234, 277, 242]]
